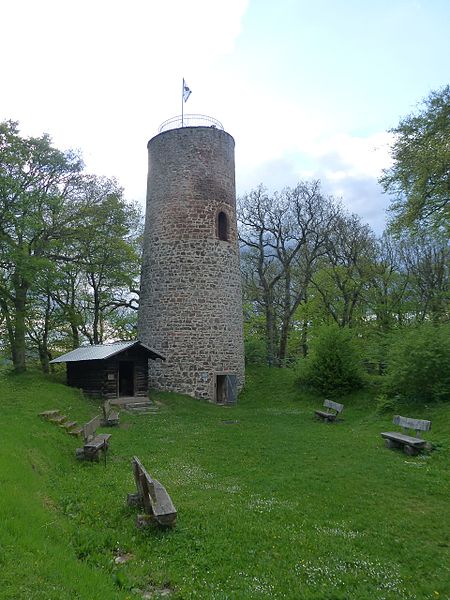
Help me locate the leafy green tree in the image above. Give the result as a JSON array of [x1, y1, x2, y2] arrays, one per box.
[[73, 177, 142, 344], [380, 85, 450, 233], [48, 176, 142, 348], [297, 323, 365, 396], [385, 323, 450, 402], [0, 120, 83, 371]]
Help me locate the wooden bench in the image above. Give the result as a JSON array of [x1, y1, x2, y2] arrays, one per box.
[[101, 399, 120, 427], [75, 415, 111, 461], [314, 399, 344, 422], [381, 415, 431, 456], [127, 456, 177, 527]]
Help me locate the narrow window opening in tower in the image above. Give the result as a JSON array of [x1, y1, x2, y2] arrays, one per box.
[[218, 211, 229, 241]]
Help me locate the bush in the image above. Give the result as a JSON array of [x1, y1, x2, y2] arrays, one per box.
[[244, 336, 267, 365], [297, 324, 365, 396], [375, 393, 399, 414], [384, 323, 450, 403]]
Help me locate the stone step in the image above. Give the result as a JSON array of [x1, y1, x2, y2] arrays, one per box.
[[68, 427, 83, 437], [61, 420, 78, 430], [125, 401, 159, 415], [49, 414, 67, 424], [39, 410, 60, 419], [125, 401, 152, 408]]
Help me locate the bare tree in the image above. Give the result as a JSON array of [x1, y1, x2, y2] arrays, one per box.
[[238, 181, 338, 365]]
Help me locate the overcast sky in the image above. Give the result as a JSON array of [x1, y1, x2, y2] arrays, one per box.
[[1, 0, 449, 233]]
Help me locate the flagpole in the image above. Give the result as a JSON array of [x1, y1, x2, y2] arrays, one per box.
[[182, 78, 184, 127]]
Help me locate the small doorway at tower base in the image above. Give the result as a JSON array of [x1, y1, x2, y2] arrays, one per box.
[[215, 373, 238, 404]]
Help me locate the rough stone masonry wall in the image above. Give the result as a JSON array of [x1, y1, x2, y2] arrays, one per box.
[[138, 126, 245, 400]]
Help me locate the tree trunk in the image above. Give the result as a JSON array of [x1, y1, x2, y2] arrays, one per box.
[[13, 281, 28, 372], [264, 290, 276, 367]]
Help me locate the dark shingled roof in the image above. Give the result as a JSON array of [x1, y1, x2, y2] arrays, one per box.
[[50, 341, 165, 363]]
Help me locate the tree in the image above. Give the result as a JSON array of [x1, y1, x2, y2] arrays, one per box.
[[380, 85, 450, 233], [309, 212, 376, 328], [238, 182, 336, 366], [385, 323, 450, 403], [50, 176, 143, 348], [0, 120, 83, 371], [297, 323, 365, 396]]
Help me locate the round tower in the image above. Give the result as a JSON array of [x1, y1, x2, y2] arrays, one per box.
[[138, 118, 245, 403]]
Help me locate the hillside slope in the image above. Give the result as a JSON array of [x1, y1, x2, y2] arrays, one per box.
[[1, 367, 449, 599]]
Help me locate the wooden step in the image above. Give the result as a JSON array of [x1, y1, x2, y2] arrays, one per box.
[[39, 410, 60, 419], [50, 415, 67, 424]]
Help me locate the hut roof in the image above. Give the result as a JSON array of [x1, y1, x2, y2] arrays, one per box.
[[50, 341, 165, 363]]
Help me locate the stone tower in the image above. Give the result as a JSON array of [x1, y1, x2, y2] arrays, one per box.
[[138, 118, 245, 403]]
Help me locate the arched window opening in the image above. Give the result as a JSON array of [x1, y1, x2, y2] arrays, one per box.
[[217, 211, 229, 241]]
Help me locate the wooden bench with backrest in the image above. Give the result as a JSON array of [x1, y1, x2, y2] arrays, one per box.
[[381, 415, 431, 455], [127, 456, 176, 527], [101, 399, 120, 427], [75, 415, 111, 461], [314, 399, 344, 422]]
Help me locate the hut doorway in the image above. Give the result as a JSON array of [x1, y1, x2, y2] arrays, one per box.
[[119, 361, 134, 397]]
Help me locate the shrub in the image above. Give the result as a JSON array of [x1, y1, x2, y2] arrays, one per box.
[[297, 324, 365, 396], [244, 336, 267, 365], [384, 323, 450, 403], [375, 393, 399, 414]]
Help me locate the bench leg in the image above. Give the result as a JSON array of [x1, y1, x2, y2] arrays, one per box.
[[384, 438, 401, 449], [127, 493, 142, 508], [76, 448, 85, 460], [136, 514, 155, 529], [404, 444, 419, 456]]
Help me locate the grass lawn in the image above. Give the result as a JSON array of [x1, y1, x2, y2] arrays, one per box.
[[1, 366, 449, 599]]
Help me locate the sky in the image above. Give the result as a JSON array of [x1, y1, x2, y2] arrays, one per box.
[[1, 0, 449, 234]]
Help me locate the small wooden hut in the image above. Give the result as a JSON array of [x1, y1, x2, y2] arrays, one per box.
[[50, 341, 165, 400]]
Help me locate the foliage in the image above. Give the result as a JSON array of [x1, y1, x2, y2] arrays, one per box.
[[0, 120, 84, 371], [1, 367, 450, 599], [297, 323, 365, 395], [238, 182, 364, 366], [0, 121, 142, 370], [384, 323, 450, 402], [375, 392, 399, 415], [380, 85, 450, 233]]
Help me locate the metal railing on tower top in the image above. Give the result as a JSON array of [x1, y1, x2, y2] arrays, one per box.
[[158, 114, 224, 134]]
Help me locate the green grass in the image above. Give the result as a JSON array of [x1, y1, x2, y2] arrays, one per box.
[[1, 366, 449, 599]]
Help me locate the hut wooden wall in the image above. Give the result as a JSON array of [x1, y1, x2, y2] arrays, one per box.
[[67, 360, 105, 398], [66, 346, 151, 399]]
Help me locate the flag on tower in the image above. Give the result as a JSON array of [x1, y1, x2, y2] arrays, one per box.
[[183, 79, 192, 102]]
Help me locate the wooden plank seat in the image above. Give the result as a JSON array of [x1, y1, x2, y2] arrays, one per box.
[[76, 415, 111, 461], [127, 456, 177, 527], [381, 415, 431, 456], [101, 399, 120, 427], [314, 399, 344, 422]]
